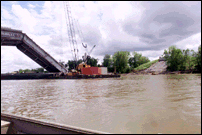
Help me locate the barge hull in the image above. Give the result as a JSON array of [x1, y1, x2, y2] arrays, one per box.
[[1, 73, 120, 80]]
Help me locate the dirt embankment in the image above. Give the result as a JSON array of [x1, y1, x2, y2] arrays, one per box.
[[144, 61, 167, 73], [129, 61, 168, 75], [126, 61, 199, 75]]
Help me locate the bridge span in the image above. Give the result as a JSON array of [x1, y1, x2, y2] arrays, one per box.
[[1, 27, 67, 73]]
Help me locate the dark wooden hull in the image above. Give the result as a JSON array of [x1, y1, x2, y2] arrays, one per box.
[[1, 73, 120, 80], [1, 113, 109, 134]]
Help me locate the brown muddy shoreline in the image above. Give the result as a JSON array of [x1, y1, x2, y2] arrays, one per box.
[[121, 70, 201, 76]]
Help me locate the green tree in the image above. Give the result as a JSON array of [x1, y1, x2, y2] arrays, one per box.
[[66, 59, 83, 71], [18, 67, 48, 73], [164, 46, 184, 71], [23, 69, 31, 73], [138, 56, 150, 65], [112, 51, 130, 73], [193, 45, 201, 71], [102, 54, 114, 72], [36, 68, 44, 73], [197, 45, 201, 71], [180, 49, 189, 70], [86, 57, 98, 67], [19, 69, 23, 73], [129, 51, 150, 68], [181, 49, 195, 71], [103, 54, 111, 67], [129, 51, 142, 68], [66, 57, 98, 71]]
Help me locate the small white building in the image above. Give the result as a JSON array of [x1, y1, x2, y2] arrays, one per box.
[[99, 67, 108, 75]]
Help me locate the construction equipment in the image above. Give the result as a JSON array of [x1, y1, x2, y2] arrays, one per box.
[[77, 44, 96, 73], [82, 45, 96, 64], [76, 62, 91, 72], [63, 1, 97, 75], [63, 1, 79, 64]]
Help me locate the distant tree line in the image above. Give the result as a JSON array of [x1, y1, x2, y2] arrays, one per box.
[[102, 51, 150, 73], [163, 45, 201, 72], [14, 44, 201, 74], [65, 51, 150, 74], [102, 44, 201, 73], [18, 67, 48, 73]]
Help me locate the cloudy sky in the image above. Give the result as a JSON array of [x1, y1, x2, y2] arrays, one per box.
[[1, 1, 201, 73]]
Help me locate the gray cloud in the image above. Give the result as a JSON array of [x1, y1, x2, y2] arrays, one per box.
[[48, 35, 64, 47], [120, 1, 201, 52], [93, 1, 201, 56], [82, 26, 102, 46]]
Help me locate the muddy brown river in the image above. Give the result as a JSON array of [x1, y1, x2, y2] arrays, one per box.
[[1, 74, 201, 134]]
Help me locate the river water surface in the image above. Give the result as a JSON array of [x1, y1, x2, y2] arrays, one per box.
[[1, 74, 201, 134]]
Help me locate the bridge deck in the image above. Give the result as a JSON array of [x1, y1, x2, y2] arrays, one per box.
[[1, 27, 67, 73]]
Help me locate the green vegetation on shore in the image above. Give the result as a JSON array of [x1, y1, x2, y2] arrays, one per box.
[[102, 51, 150, 73], [65, 51, 150, 74], [17, 68, 48, 73], [134, 59, 159, 71], [164, 45, 201, 72], [12, 45, 201, 74], [102, 44, 201, 74]]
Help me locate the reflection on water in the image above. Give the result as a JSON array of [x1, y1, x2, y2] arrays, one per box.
[[1, 74, 201, 134]]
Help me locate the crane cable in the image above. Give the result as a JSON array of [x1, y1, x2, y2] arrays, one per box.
[[69, 2, 79, 62], [63, 1, 74, 61], [64, 1, 79, 62], [74, 19, 89, 62], [76, 19, 88, 54], [70, 2, 88, 56]]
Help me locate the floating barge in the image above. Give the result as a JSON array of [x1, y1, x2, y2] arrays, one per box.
[[1, 113, 109, 134], [1, 73, 120, 80]]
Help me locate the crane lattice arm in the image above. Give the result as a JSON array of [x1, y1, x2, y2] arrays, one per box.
[[84, 45, 96, 63], [63, 1, 79, 62], [88, 45, 96, 56]]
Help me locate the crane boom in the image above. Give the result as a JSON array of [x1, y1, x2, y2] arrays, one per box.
[[63, 1, 79, 62], [84, 45, 96, 63], [88, 45, 96, 55], [63, 1, 97, 69]]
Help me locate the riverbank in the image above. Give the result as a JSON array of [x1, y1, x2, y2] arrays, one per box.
[[125, 59, 201, 75], [121, 70, 201, 76]]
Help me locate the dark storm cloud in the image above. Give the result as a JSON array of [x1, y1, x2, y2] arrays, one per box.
[[141, 33, 156, 40], [95, 1, 201, 56], [140, 38, 166, 44], [121, 1, 201, 51], [95, 39, 167, 56], [152, 8, 198, 38]]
